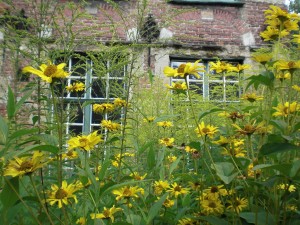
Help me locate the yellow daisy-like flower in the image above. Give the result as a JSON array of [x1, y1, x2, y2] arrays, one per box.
[[46, 180, 79, 208], [111, 152, 135, 168], [101, 120, 121, 131], [157, 121, 173, 128], [163, 60, 205, 79], [153, 180, 170, 195], [204, 185, 228, 199], [293, 34, 300, 44], [4, 151, 48, 177], [130, 172, 147, 180], [113, 98, 127, 107], [260, 26, 289, 41], [90, 205, 122, 222], [276, 71, 291, 81], [227, 197, 248, 214], [232, 123, 257, 136], [277, 183, 297, 192], [159, 137, 175, 148], [221, 147, 246, 158], [161, 197, 175, 208], [177, 218, 200, 225], [62, 150, 78, 160], [274, 60, 300, 73], [232, 64, 251, 72], [76, 217, 86, 225], [68, 131, 103, 151], [273, 102, 300, 117], [201, 198, 224, 215], [264, 5, 298, 23], [195, 121, 218, 138], [251, 52, 273, 65], [286, 205, 298, 212], [93, 103, 114, 114], [143, 116, 156, 123], [292, 85, 300, 92], [165, 81, 188, 91], [167, 182, 189, 198], [213, 136, 230, 147], [184, 145, 197, 153], [22, 61, 69, 83], [66, 82, 85, 92], [112, 186, 144, 201], [209, 60, 236, 73], [241, 93, 263, 103], [167, 155, 177, 163]]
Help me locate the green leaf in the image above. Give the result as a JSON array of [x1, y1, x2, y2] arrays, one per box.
[[32, 134, 59, 146], [146, 194, 168, 224], [0, 115, 8, 145], [7, 86, 15, 120], [147, 145, 155, 170], [290, 160, 300, 178], [9, 128, 38, 142], [246, 71, 274, 90], [0, 177, 19, 209], [112, 222, 132, 225], [270, 120, 287, 133], [293, 121, 300, 132], [259, 143, 300, 156], [212, 162, 238, 184], [169, 156, 182, 175], [148, 69, 154, 85], [200, 216, 230, 225], [239, 212, 275, 225], [198, 108, 223, 121], [15, 89, 34, 113]]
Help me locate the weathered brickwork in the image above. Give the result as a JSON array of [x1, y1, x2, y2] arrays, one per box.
[[0, 0, 285, 115]]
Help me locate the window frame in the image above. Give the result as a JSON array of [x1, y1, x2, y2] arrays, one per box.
[[168, 0, 245, 5]]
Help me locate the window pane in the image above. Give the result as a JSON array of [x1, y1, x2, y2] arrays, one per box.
[[108, 79, 124, 98], [91, 78, 106, 98], [226, 83, 240, 101], [68, 125, 83, 135], [66, 102, 83, 123], [92, 110, 104, 124], [209, 82, 223, 101], [71, 57, 86, 77]]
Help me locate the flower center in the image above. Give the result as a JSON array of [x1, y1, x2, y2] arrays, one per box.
[[66, 151, 73, 156], [174, 185, 182, 192], [202, 127, 210, 134], [79, 137, 89, 147], [208, 201, 217, 208], [177, 64, 186, 73], [44, 65, 57, 77], [103, 209, 110, 218], [288, 61, 295, 68], [55, 188, 68, 199], [210, 186, 219, 193], [123, 188, 132, 196], [19, 161, 33, 171]]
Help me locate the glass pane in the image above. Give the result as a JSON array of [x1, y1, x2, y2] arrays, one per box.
[[91, 78, 106, 98], [108, 79, 124, 98], [209, 82, 223, 101], [226, 83, 240, 101], [189, 82, 203, 95], [71, 57, 86, 77], [92, 110, 105, 124], [67, 102, 83, 123], [68, 125, 82, 135], [53, 79, 68, 97]]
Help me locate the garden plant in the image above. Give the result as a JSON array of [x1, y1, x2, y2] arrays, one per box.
[[0, 1, 300, 225]]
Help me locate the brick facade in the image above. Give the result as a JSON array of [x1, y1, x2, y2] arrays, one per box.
[[0, 0, 286, 116]]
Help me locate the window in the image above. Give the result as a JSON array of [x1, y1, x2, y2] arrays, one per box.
[[170, 58, 243, 102], [55, 53, 126, 135], [169, 0, 244, 5]]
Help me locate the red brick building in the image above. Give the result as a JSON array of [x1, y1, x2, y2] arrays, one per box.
[[0, 0, 285, 121]]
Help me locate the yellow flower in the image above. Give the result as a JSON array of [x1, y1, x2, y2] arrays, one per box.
[[274, 60, 300, 72], [157, 121, 173, 128], [90, 205, 122, 222], [260, 26, 289, 41], [292, 85, 300, 92], [153, 180, 170, 195], [143, 116, 156, 123], [62, 150, 78, 159], [4, 151, 48, 177], [101, 120, 121, 131], [195, 121, 218, 138], [264, 5, 298, 23], [251, 52, 273, 65], [68, 131, 103, 151], [218, 111, 244, 123], [161, 197, 175, 208], [93, 103, 114, 114], [111, 153, 134, 168], [213, 136, 230, 147], [76, 217, 86, 225], [130, 172, 147, 180], [209, 60, 236, 73], [241, 93, 263, 103], [112, 186, 144, 201], [177, 218, 200, 225], [22, 61, 69, 83], [113, 98, 127, 107], [276, 71, 291, 80], [167, 182, 189, 198], [221, 147, 246, 158], [201, 198, 224, 215], [227, 197, 248, 214], [167, 155, 177, 163], [293, 34, 300, 44], [46, 180, 79, 208], [232, 123, 257, 136], [184, 145, 196, 153], [286, 204, 298, 212], [273, 102, 300, 117], [232, 64, 251, 72], [277, 183, 297, 192], [66, 82, 85, 92], [165, 81, 188, 91], [204, 185, 228, 199], [163, 60, 205, 78], [159, 137, 175, 148]]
